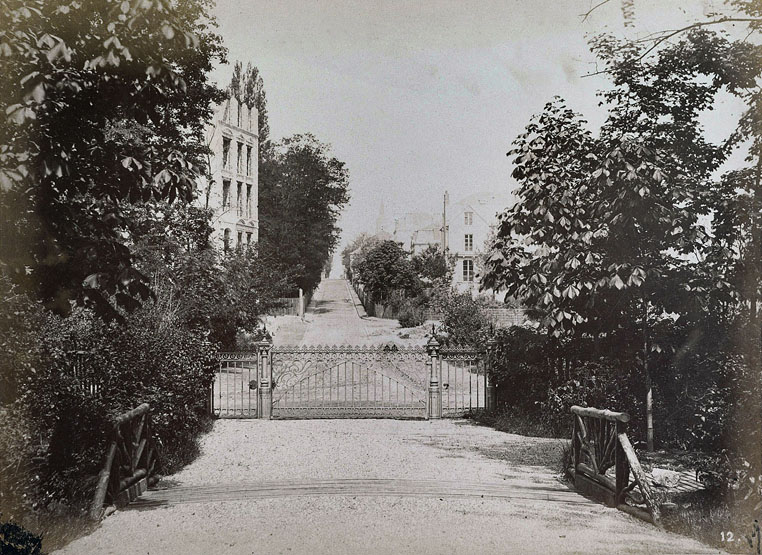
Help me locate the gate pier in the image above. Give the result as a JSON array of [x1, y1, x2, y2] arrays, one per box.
[[426, 336, 442, 420], [257, 341, 272, 420]]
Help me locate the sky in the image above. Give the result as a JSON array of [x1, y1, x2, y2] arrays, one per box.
[[210, 0, 747, 271]]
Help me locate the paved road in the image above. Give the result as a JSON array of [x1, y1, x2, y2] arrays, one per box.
[[300, 279, 371, 344], [273, 279, 407, 346], [56, 279, 720, 554]]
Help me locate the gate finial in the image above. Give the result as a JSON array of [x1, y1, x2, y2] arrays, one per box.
[[426, 335, 440, 357]]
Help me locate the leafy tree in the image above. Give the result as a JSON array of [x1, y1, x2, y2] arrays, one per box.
[[259, 134, 350, 293], [0, 0, 227, 321], [229, 60, 270, 148], [411, 244, 451, 284], [483, 28, 762, 449], [355, 240, 420, 304], [341, 233, 382, 281], [127, 202, 294, 349]]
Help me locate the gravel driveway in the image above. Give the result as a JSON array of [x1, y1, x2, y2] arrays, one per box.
[[56, 419, 718, 554]]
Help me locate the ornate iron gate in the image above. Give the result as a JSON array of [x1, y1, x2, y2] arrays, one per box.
[[213, 351, 261, 418], [212, 337, 495, 419], [271, 345, 429, 419]]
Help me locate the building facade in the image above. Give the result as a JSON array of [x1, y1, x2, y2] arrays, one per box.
[[444, 191, 512, 297], [199, 97, 259, 251], [392, 212, 441, 252]]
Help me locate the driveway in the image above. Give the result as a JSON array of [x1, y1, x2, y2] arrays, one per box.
[[56, 419, 718, 554]]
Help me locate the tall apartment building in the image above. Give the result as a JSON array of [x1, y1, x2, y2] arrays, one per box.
[[198, 96, 259, 251]]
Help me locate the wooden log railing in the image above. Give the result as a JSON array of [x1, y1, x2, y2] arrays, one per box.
[[90, 403, 160, 520], [570, 405, 661, 526]]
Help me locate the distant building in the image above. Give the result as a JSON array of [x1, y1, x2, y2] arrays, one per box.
[[444, 191, 513, 297], [410, 227, 442, 254], [198, 96, 259, 251], [393, 212, 441, 252]]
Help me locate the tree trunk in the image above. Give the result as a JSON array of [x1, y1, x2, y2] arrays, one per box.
[[643, 300, 654, 451]]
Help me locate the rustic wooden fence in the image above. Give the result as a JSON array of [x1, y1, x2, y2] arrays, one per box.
[[570, 405, 661, 526], [90, 403, 160, 520]]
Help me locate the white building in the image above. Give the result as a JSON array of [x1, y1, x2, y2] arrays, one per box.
[[198, 96, 259, 251], [444, 191, 513, 296]]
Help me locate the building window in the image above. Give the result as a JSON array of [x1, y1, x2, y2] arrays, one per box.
[[464, 234, 473, 251], [237, 231, 243, 250], [222, 180, 230, 208], [246, 146, 252, 176], [246, 184, 252, 218], [236, 182, 243, 216], [246, 232, 252, 245], [464, 211, 473, 225], [222, 137, 231, 170], [463, 259, 474, 282], [223, 228, 231, 252], [237, 142, 243, 174]]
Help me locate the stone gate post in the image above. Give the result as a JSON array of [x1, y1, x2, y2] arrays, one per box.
[[426, 336, 442, 419], [485, 336, 497, 412], [258, 339, 273, 419]]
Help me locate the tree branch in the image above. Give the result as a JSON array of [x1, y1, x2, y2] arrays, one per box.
[[582, 17, 762, 78], [580, 0, 614, 23]]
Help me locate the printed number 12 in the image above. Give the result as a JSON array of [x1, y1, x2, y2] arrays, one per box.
[[721, 532, 734, 542]]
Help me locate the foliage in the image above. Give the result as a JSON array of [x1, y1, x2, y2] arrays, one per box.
[[0, 0, 227, 321], [229, 60, 269, 148], [482, 26, 762, 454], [259, 134, 350, 293], [411, 244, 451, 284], [397, 307, 425, 328], [342, 233, 382, 281], [127, 202, 294, 348], [0, 291, 218, 521], [430, 287, 490, 347], [354, 240, 421, 304], [397, 295, 427, 328]]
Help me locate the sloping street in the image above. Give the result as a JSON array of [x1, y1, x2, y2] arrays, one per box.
[[271, 279, 423, 347]]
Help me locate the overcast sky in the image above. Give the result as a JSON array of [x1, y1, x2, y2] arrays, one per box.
[[211, 0, 745, 268]]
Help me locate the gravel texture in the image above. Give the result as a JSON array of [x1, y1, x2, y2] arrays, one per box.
[[56, 419, 720, 554]]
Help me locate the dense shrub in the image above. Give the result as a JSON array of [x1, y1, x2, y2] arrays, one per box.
[[431, 287, 491, 347], [489, 326, 642, 437], [398, 304, 425, 328], [0, 282, 218, 528]]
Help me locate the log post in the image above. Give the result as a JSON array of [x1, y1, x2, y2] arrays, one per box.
[[258, 339, 273, 419], [426, 336, 442, 419], [618, 432, 661, 526], [615, 420, 629, 505], [572, 415, 581, 473]]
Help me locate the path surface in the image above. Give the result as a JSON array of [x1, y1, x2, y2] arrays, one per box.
[[272, 279, 423, 347], [57, 280, 720, 554], [58, 420, 717, 554]]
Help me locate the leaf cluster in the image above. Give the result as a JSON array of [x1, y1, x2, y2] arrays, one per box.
[[0, 0, 227, 320]]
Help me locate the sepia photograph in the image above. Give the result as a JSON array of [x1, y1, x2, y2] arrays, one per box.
[[1, 0, 761, 553]]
